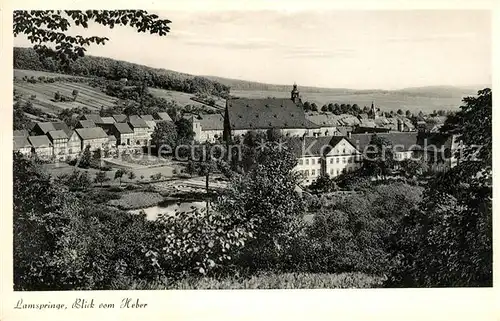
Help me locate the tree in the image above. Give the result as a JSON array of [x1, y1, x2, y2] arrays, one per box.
[[128, 171, 136, 180], [396, 109, 403, 115], [388, 89, 493, 287], [54, 91, 61, 101], [303, 101, 311, 111], [310, 103, 318, 112], [321, 104, 328, 112], [72, 89, 79, 101], [399, 159, 428, 178], [327, 103, 335, 112], [13, 101, 30, 130], [215, 142, 305, 271], [405, 110, 412, 118], [364, 134, 395, 179], [175, 117, 195, 145], [309, 174, 339, 194], [151, 121, 177, 156], [94, 170, 110, 187], [55, 169, 92, 191], [79, 145, 92, 168], [114, 169, 126, 186], [14, 10, 171, 64]]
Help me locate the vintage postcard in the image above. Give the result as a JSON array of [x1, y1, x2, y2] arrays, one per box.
[[1, 0, 497, 320]]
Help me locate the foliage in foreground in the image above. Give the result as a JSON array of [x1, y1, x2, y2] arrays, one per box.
[[13, 152, 164, 290]]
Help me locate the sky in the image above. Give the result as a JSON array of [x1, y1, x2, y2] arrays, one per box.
[[13, 10, 492, 90]]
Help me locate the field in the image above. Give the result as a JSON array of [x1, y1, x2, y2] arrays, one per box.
[[148, 87, 226, 109], [14, 69, 82, 79], [14, 69, 118, 115], [231, 89, 477, 114]]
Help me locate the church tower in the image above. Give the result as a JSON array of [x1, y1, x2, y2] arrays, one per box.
[[369, 101, 379, 119], [291, 83, 300, 103]]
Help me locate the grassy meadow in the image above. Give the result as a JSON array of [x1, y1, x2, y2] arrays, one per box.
[[112, 272, 385, 290]]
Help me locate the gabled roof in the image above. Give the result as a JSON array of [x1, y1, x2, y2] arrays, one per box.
[[128, 118, 149, 129], [52, 122, 71, 136], [195, 114, 224, 130], [112, 114, 127, 123], [28, 135, 52, 148], [75, 127, 108, 140], [306, 112, 340, 127], [349, 132, 420, 154], [78, 120, 96, 128], [285, 136, 348, 158], [141, 114, 154, 121], [13, 136, 31, 150], [100, 117, 116, 124], [226, 98, 320, 130], [82, 114, 103, 124], [154, 112, 173, 122], [113, 122, 134, 134], [128, 115, 142, 122], [47, 130, 68, 141], [416, 132, 453, 150], [34, 122, 56, 134], [13, 130, 28, 137]]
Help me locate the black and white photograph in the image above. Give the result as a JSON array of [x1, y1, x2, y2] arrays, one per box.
[[7, 3, 493, 298]]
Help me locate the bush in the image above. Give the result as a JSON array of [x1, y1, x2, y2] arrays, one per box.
[[302, 183, 423, 275], [157, 207, 252, 279], [13, 153, 164, 290]]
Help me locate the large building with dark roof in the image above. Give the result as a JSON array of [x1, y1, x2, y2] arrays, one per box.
[[223, 85, 321, 140], [284, 135, 363, 185]]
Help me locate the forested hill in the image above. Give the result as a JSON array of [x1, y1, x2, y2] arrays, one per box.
[[13, 47, 230, 98]]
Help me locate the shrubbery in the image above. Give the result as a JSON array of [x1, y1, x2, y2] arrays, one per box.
[[13, 152, 164, 290]]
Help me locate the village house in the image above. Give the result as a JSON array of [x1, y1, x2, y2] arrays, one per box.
[[30, 122, 56, 136], [223, 84, 321, 140], [30, 121, 71, 136], [112, 114, 128, 123], [140, 115, 155, 121], [287, 136, 363, 185], [76, 120, 96, 129], [350, 132, 420, 162], [128, 118, 151, 145], [97, 116, 116, 125], [47, 130, 69, 161], [305, 112, 344, 137], [153, 112, 173, 122], [110, 122, 134, 146], [28, 135, 53, 160], [75, 127, 109, 151], [66, 130, 82, 159], [81, 114, 103, 124], [191, 114, 224, 143], [13, 136, 32, 157]]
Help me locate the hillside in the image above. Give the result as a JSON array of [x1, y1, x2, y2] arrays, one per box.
[[14, 69, 223, 118], [14, 70, 118, 116]]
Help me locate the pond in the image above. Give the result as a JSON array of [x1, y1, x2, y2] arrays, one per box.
[[128, 200, 209, 221]]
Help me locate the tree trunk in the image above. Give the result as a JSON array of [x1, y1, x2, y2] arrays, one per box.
[[206, 172, 210, 214]]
